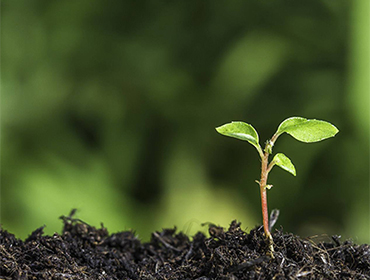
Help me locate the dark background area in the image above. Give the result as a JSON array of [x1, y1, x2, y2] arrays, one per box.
[[1, 0, 369, 243]]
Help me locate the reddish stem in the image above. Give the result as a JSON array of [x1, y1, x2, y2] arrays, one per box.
[[260, 185, 270, 237], [259, 152, 271, 240]]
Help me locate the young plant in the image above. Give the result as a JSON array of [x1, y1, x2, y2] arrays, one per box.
[[216, 117, 339, 252]]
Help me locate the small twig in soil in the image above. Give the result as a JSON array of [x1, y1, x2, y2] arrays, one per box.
[[227, 256, 270, 273], [152, 232, 181, 252], [183, 242, 194, 264], [268, 209, 280, 231]]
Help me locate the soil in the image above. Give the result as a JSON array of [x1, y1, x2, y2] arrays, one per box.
[[1, 212, 369, 280]]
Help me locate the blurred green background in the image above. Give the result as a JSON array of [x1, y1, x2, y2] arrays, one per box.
[[1, 0, 369, 243]]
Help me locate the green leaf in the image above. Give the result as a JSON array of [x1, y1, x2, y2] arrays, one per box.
[[216, 121, 262, 153], [272, 153, 296, 176], [276, 117, 339, 143]]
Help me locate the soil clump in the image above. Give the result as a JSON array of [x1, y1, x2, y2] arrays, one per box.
[[1, 213, 369, 279]]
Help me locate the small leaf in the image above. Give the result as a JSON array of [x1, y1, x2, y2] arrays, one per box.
[[276, 117, 339, 143], [272, 153, 296, 176], [216, 121, 262, 153]]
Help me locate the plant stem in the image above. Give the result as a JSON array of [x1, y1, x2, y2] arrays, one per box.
[[258, 135, 282, 254], [259, 149, 274, 255], [259, 152, 271, 240]]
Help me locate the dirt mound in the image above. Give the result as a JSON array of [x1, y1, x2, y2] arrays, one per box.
[[1, 213, 369, 279]]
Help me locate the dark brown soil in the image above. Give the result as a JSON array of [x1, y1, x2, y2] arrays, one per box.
[[1, 212, 369, 280]]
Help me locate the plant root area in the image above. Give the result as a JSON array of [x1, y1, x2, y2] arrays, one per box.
[[1, 215, 369, 280]]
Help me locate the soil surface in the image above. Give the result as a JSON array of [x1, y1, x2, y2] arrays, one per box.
[[1, 212, 369, 279]]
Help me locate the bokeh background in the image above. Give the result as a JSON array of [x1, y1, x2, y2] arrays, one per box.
[[2, 0, 369, 243]]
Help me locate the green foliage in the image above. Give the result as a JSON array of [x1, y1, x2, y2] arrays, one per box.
[[216, 117, 338, 177], [276, 117, 339, 143], [272, 153, 296, 176], [215, 122, 262, 156]]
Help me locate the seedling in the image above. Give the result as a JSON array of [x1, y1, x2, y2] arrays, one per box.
[[216, 117, 339, 253]]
